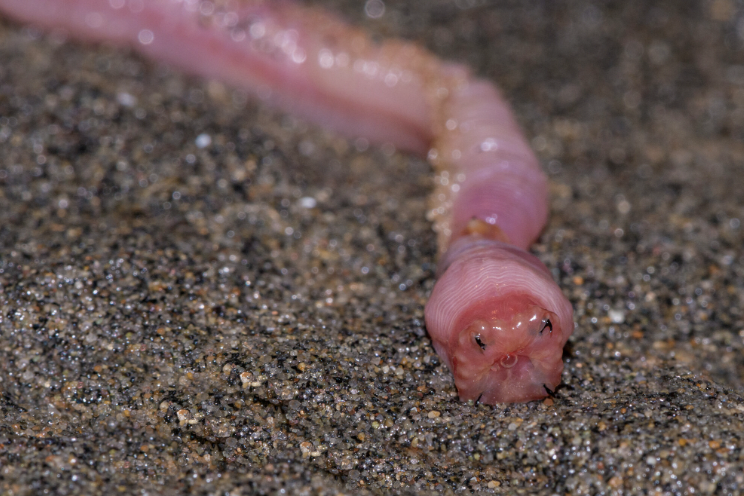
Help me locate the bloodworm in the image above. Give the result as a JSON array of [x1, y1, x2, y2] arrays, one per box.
[[0, 0, 574, 404]]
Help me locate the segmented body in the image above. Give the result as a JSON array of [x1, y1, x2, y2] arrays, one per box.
[[0, 0, 574, 403]]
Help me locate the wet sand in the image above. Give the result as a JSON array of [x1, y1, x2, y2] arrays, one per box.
[[1, 1, 743, 493]]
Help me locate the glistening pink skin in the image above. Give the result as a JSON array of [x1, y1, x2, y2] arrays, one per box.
[[0, 0, 574, 404], [426, 238, 574, 403], [0, 0, 434, 153]]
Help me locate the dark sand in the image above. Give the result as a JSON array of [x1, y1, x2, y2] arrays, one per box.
[[1, 1, 743, 494]]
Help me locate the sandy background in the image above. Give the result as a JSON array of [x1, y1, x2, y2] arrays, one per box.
[[1, 0, 743, 494]]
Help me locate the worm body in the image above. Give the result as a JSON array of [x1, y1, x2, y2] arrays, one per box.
[[0, 0, 574, 403]]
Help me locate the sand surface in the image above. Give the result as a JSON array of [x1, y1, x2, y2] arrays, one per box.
[[1, 1, 743, 494]]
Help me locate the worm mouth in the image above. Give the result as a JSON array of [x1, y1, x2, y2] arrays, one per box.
[[454, 352, 563, 404], [453, 351, 562, 403], [498, 353, 519, 369], [449, 295, 564, 404]]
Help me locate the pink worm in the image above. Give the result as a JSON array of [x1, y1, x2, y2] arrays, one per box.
[[0, 0, 574, 404]]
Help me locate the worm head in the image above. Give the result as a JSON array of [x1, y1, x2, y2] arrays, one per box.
[[449, 295, 564, 404], [425, 238, 574, 405]]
